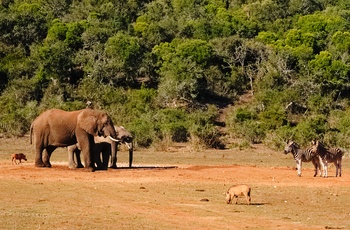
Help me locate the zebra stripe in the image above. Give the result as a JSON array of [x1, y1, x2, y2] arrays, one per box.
[[284, 140, 323, 177], [311, 140, 344, 178]]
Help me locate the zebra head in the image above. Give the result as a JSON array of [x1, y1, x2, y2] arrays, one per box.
[[284, 140, 299, 154]]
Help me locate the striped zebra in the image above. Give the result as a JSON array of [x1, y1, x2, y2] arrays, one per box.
[[311, 140, 344, 178], [284, 140, 323, 177]]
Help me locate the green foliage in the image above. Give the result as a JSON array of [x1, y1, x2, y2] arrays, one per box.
[[0, 0, 350, 151], [326, 109, 350, 148], [188, 105, 223, 148], [155, 108, 189, 142], [0, 78, 40, 136], [1, 2, 48, 52], [65, 21, 86, 49], [227, 106, 266, 144], [176, 39, 212, 65], [105, 32, 141, 66], [331, 31, 350, 53], [153, 39, 214, 105], [33, 41, 73, 83], [129, 113, 157, 147], [46, 19, 68, 42], [256, 31, 278, 44], [309, 51, 350, 93], [292, 115, 328, 143], [285, 29, 316, 51]]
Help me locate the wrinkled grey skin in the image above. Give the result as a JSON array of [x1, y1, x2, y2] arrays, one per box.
[[68, 126, 133, 169], [30, 109, 118, 171]]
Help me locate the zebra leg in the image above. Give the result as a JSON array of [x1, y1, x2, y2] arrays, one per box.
[[318, 158, 324, 177], [314, 163, 317, 177], [334, 162, 339, 177], [324, 161, 328, 178], [296, 159, 302, 177], [312, 159, 318, 177]]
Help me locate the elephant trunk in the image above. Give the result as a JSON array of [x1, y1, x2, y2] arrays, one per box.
[[128, 141, 133, 168], [109, 141, 118, 169]]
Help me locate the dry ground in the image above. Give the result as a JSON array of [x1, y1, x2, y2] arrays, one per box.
[[0, 137, 349, 230]]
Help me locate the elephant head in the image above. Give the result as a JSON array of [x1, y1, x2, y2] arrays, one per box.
[[107, 126, 133, 168], [77, 109, 119, 141], [115, 126, 133, 168]]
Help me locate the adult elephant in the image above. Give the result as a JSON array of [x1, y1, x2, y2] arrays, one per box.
[[30, 108, 120, 171], [68, 126, 133, 169]]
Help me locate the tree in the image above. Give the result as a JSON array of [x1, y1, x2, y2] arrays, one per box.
[[309, 51, 350, 95], [1, 3, 48, 55]]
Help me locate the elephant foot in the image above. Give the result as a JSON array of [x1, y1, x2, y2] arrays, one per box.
[[68, 164, 76, 169], [96, 167, 108, 171], [35, 161, 47, 167], [83, 167, 95, 172], [109, 165, 117, 169], [77, 164, 84, 168]]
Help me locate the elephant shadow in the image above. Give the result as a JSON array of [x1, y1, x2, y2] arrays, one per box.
[[110, 166, 178, 170]]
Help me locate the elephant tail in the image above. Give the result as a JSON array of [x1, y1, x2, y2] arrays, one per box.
[[29, 123, 33, 145]]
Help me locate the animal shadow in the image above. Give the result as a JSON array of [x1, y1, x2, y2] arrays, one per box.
[[116, 166, 178, 170], [249, 202, 270, 206]]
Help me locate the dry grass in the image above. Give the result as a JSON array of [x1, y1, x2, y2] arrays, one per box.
[[0, 137, 349, 229]]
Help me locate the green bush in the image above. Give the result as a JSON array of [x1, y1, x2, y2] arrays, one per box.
[[129, 113, 158, 148], [226, 106, 267, 144], [155, 108, 189, 142], [293, 115, 328, 144], [0, 78, 40, 136], [189, 105, 224, 148]]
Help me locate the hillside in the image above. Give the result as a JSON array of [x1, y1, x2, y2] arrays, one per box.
[[1, 0, 350, 149]]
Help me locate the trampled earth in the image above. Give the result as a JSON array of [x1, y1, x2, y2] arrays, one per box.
[[0, 137, 349, 229]]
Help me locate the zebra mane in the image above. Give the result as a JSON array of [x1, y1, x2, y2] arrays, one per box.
[[290, 141, 300, 149], [312, 140, 328, 154]]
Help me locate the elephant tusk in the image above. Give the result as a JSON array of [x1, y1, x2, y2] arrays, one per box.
[[108, 136, 121, 143], [125, 142, 132, 150]]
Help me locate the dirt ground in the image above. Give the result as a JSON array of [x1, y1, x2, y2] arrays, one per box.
[[0, 137, 349, 229]]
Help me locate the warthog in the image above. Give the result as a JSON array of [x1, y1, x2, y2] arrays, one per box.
[[11, 153, 27, 164], [225, 184, 251, 205]]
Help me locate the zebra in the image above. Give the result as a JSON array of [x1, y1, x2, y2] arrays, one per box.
[[284, 140, 323, 177], [311, 140, 344, 178]]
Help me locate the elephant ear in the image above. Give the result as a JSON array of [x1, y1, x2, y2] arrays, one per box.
[[77, 110, 99, 136]]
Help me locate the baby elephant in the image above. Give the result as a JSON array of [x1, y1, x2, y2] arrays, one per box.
[[225, 184, 251, 205], [11, 153, 27, 164]]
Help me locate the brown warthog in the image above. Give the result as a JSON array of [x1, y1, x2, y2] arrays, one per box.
[[225, 184, 251, 205], [11, 153, 27, 164]]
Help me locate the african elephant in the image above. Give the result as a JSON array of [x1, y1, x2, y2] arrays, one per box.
[[68, 126, 133, 169], [30, 108, 120, 171]]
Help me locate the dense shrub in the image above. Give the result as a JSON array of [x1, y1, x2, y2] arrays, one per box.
[[1, 0, 350, 151]]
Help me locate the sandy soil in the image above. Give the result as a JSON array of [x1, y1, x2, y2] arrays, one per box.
[[0, 139, 349, 229]]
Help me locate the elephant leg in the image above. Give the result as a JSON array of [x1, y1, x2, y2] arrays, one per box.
[[128, 142, 133, 168], [75, 149, 84, 168], [101, 143, 110, 170], [109, 142, 118, 169], [94, 143, 103, 170], [35, 145, 45, 167], [43, 146, 56, 167], [68, 145, 83, 169], [76, 131, 95, 172], [68, 145, 77, 169]]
